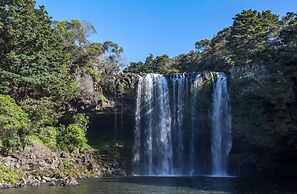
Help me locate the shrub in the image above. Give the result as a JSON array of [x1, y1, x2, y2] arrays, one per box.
[[0, 95, 30, 153], [57, 114, 89, 152], [22, 98, 60, 131], [38, 126, 58, 148], [0, 165, 19, 184]]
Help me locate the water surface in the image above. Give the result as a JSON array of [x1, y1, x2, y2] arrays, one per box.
[[1, 176, 297, 194]]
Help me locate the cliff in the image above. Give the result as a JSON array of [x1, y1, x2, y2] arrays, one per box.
[[74, 68, 297, 177], [228, 65, 297, 176]]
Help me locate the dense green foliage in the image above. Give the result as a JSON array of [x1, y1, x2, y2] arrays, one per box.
[[0, 0, 76, 103], [124, 54, 176, 74], [124, 10, 297, 74], [0, 95, 30, 153], [57, 114, 89, 152], [52, 19, 124, 104], [0, 0, 123, 153], [0, 0, 77, 152], [227, 10, 280, 65], [52, 19, 123, 72]]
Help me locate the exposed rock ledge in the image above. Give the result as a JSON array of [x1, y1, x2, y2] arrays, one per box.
[[0, 141, 126, 189]]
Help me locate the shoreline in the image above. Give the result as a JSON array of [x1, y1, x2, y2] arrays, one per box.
[[0, 141, 128, 190]]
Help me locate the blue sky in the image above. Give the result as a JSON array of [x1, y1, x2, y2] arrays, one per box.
[[36, 0, 297, 62]]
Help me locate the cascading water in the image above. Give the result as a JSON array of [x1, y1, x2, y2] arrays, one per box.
[[133, 74, 172, 175], [211, 73, 232, 176], [133, 72, 232, 176]]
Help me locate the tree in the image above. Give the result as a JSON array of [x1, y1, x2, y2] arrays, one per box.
[[53, 20, 124, 73], [200, 28, 233, 71], [152, 54, 172, 73], [124, 54, 154, 73], [52, 20, 103, 68], [123, 61, 145, 74], [173, 51, 201, 72], [0, 0, 86, 153], [101, 41, 124, 74], [53, 20, 96, 48], [274, 12, 297, 98], [0, 0, 76, 103], [227, 10, 280, 65], [195, 39, 211, 53], [124, 54, 173, 73]]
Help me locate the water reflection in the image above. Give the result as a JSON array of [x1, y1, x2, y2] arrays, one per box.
[[0, 176, 296, 194]]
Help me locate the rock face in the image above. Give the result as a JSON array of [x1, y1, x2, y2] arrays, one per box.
[[0, 141, 103, 189], [67, 71, 138, 180], [75, 68, 100, 111], [103, 72, 139, 114], [74, 69, 139, 114], [228, 64, 297, 176]]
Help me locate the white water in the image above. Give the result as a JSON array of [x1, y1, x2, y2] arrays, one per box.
[[133, 72, 232, 176], [133, 74, 173, 175], [211, 73, 232, 176]]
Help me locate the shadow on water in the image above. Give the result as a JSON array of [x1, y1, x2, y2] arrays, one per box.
[[104, 176, 232, 191], [1, 176, 297, 194], [104, 176, 297, 193]]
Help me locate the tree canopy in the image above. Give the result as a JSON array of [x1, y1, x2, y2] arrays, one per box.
[[0, 0, 75, 103], [124, 10, 297, 77], [0, 0, 124, 152]]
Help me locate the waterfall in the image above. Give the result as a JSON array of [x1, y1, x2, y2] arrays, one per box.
[[133, 72, 232, 176], [133, 76, 143, 174], [189, 74, 202, 175], [211, 72, 232, 176], [133, 74, 172, 175], [171, 74, 186, 175]]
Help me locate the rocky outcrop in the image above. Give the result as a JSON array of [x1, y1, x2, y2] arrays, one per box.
[[0, 140, 126, 189], [102, 72, 139, 114], [60, 177, 79, 186], [73, 70, 139, 115], [74, 68, 101, 111], [97, 142, 132, 177]]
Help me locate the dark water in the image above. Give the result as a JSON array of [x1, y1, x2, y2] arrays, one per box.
[[1, 176, 297, 194]]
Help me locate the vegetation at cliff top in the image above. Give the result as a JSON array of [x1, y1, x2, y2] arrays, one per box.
[[125, 10, 297, 76]]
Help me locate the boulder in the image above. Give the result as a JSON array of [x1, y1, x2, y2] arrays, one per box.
[[60, 177, 79, 186]]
